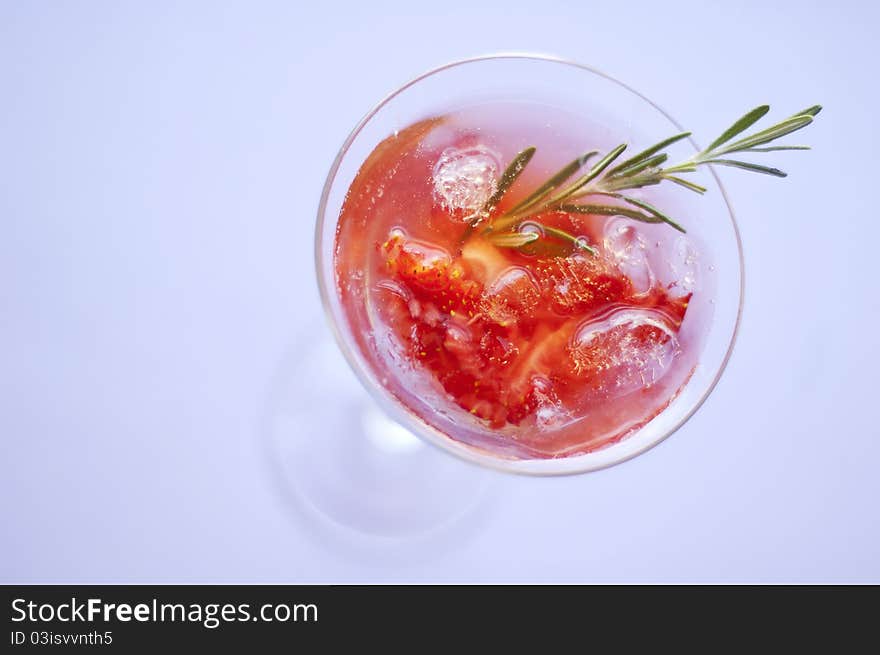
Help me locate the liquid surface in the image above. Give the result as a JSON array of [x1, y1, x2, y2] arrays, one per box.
[[334, 103, 710, 459]]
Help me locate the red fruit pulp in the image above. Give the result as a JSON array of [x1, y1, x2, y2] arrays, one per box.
[[334, 103, 709, 459]]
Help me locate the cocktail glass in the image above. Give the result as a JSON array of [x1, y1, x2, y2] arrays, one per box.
[[270, 54, 743, 538]]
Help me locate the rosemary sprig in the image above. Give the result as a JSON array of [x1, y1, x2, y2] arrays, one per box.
[[507, 151, 596, 213], [604, 132, 691, 177], [481, 146, 535, 215], [473, 103, 821, 255]]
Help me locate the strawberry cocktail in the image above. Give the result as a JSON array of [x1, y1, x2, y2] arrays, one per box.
[[324, 57, 816, 465]]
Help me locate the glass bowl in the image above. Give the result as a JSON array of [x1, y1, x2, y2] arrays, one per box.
[[316, 54, 743, 475]]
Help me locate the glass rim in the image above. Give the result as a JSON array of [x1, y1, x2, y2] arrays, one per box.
[[314, 52, 745, 476]]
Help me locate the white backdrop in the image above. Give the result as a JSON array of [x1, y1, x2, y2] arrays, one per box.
[[2, 0, 877, 582]]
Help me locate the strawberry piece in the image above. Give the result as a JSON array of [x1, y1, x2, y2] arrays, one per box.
[[381, 232, 482, 317], [382, 232, 456, 292]]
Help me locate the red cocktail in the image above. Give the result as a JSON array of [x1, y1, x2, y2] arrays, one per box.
[[334, 102, 711, 459], [318, 56, 760, 473]]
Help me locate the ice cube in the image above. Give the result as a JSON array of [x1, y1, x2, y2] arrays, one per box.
[[603, 218, 654, 293], [480, 266, 541, 326], [530, 376, 571, 430], [535, 402, 569, 430], [443, 322, 482, 374], [432, 145, 500, 215], [570, 308, 680, 397], [536, 253, 630, 315], [666, 235, 699, 296]]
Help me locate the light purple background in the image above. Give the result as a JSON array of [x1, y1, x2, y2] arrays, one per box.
[[2, 1, 877, 582]]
